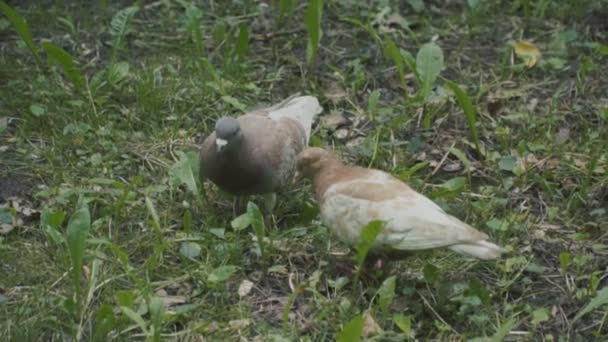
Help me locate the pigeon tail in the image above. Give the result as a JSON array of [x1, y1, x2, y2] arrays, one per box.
[[268, 95, 323, 143], [448, 240, 504, 260]]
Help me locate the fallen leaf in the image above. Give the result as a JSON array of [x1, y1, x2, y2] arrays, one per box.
[[229, 318, 251, 330], [362, 310, 383, 337], [321, 109, 349, 129], [238, 279, 254, 297], [512, 40, 542, 68], [325, 81, 348, 103], [555, 127, 570, 144], [154, 289, 187, 307]]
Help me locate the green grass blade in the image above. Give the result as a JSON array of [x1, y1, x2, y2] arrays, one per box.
[[573, 287, 608, 323], [185, 4, 204, 58], [119, 306, 149, 335], [149, 296, 164, 342], [383, 36, 406, 90], [278, 0, 296, 26], [445, 80, 483, 157], [41, 42, 83, 90], [235, 24, 249, 60], [305, 0, 323, 65], [0, 0, 42, 65]]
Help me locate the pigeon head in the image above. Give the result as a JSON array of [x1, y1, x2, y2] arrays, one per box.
[[214, 117, 243, 153]]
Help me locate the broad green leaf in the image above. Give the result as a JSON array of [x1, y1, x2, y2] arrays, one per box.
[[446, 80, 482, 156], [596, 42, 608, 56], [416, 42, 444, 100], [109, 6, 139, 61], [41, 42, 83, 89], [29, 104, 46, 117], [66, 204, 91, 304], [498, 156, 518, 173], [107, 61, 130, 85], [120, 306, 149, 334], [338, 314, 363, 342], [180, 241, 201, 259], [169, 150, 199, 194], [0, 1, 42, 64], [406, 0, 425, 12], [354, 220, 384, 266], [423, 263, 440, 283], [221, 95, 247, 111], [531, 307, 550, 325], [399, 161, 429, 181], [115, 290, 135, 307], [94, 304, 116, 340], [440, 177, 466, 191], [377, 276, 396, 314], [247, 201, 266, 258], [393, 313, 411, 334], [185, 4, 204, 57], [230, 202, 266, 259], [208, 265, 238, 283], [40, 209, 66, 244], [231, 212, 252, 231]]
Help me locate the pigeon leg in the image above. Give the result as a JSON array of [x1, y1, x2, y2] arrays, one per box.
[[262, 192, 277, 227]]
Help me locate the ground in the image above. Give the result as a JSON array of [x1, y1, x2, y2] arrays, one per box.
[[1, 0, 607, 340]]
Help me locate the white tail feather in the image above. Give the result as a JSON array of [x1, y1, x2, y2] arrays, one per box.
[[449, 240, 504, 260], [268, 95, 323, 143]]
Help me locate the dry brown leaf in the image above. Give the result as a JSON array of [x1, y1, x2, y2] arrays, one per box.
[[321, 109, 349, 129], [325, 81, 348, 103], [238, 279, 254, 297], [154, 289, 187, 308], [513, 40, 542, 68], [362, 310, 384, 337]]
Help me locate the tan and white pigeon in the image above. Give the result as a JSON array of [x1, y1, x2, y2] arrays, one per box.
[[200, 95, 323, 214], [296, 147, 504, 260]]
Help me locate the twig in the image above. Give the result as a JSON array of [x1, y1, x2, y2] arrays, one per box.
[[418, 291, 458, 334]]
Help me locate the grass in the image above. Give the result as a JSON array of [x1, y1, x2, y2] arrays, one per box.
[[1, 0, 608, 340]]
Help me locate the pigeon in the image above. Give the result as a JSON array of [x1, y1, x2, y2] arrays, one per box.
[[200, 95, 323, 216], [296, 147, 504, 260]]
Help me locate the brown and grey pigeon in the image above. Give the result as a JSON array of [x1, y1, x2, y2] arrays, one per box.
[[200, 95, 323, 215], [296, 147, 504, 260]]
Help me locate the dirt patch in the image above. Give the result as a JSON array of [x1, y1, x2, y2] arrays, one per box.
[[0, 175, 33, 202]]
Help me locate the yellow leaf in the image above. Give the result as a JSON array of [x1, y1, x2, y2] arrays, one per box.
[[513, 40, 541, 68]]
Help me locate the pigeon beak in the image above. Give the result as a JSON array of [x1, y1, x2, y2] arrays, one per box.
[[216, 138, 228, 152]]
